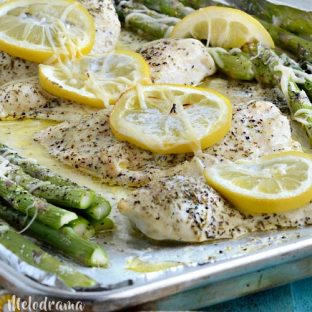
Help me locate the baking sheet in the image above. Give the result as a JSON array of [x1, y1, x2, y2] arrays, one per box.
[[0, 0, 312, 309]]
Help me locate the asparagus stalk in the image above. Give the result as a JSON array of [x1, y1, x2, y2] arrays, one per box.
[[230, 0, 312, 41], [0, 144, 77, 187], [247, 44, 312, 143], [85, 196, 111, 221], [280, 54, 312, 101], [68, 216, 95, 239], [136, 0, 194, 18], [115, 0, 176, 39], [180, 0, 226, 9], [208, 48, 255, 80], [0, 204, 108, 267], [0, 176, 77, 229], [287, 81, 312, 139], [258, 19, 312, 63], [91, 217, 115, 234], [0, 220, 96, 288], [1, 157, 95, 210]]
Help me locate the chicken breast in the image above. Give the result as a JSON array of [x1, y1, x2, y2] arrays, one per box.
[[119, 160, 312, 242], [138, 39, 216, 85], [0, 78, 97, 121], [35, 101, 301, 186], [35, 107, 190, 186], [80, 0, 120, 54], [205, 100, 301, 161]]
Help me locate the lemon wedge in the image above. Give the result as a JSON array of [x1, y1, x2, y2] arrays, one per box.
[[39, 50, 151, 107], [0, 0, 95, 63], [110, 84, 232, 154], [205, 151, 312, 214], [170, 6, 274, 49]]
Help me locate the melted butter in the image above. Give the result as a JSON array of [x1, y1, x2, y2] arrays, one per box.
[[0, 119, 126, 199], [126, 257, 182, 273]]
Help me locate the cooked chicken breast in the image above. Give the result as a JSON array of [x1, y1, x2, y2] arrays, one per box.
[[138, 39, 216, 85], [80, 0, 120, 54], [35, 107, 190, 186], [119, 160, 312, 242], [35, 100, 301, 186], [0, 78, 97, 121], [205, 100, 301, 161]]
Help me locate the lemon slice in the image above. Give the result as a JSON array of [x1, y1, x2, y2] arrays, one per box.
[[170, 6, 274, 49], [110, 84, 232, 154], [205, 151, 312, 214], [39, 50, 151, 107], [0, 0, 95, 63]]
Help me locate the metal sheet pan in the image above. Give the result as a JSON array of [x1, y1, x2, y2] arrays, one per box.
[[0, 0, 312, 310]]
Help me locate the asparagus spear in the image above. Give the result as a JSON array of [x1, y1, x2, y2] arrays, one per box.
[[68, 216, 95, 239], [258, 19, 312, 63], [0, 176, 77, 229], [85, 196, 111, 221], [91, 217, 114, 234], [0, 204, 108, 267], [0, 144, 77, 187], [0, 220, 96, 288], [180, 0, 226, 9], [0, 157, 95, 210], [115, 0, 176, 39], [208, 48, 255, 80], [136, 0, 194, 18], [230, 0, 312, 41], [280, 54, 312, 101], [247, 44, 312, 143]]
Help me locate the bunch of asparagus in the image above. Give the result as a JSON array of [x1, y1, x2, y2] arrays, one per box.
[[115, 0, 312, 144], [0, 219, 97, 288], [0, 144, 113, 286]]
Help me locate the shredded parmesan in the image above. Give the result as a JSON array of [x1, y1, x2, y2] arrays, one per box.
[[229, 48, 242, 54], [19, 204, 38, 234], [274, 64, 305, 99], [0, 223, 9, 234], [206, 19, 212, 47], [0, 156, 11, 178], [27, 181, 50, 194], [207, 48, 227, 68], [294, 108, 312, 126]]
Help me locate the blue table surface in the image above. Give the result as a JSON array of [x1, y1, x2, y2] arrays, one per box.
[[204, 277, 312, 312]]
